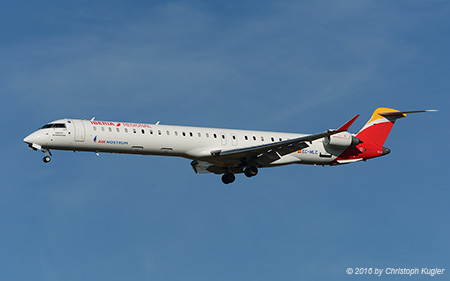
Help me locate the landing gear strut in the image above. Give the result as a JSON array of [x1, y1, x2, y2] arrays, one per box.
[[221, 172, 235, 184], [42, 149, 52, 163], [244, 166, 258, 177]]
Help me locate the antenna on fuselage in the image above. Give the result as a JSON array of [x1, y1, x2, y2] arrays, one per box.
[[156, 121, 160, 125], [91, 117, 96, 121]]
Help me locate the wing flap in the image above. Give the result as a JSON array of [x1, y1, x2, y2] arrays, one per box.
[[254, 150, 281, 166]]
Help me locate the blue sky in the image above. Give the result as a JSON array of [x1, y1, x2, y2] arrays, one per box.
[[1, 1, 449, 280]]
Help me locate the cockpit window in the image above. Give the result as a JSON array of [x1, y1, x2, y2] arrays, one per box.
[[41, 123, 66, 129]]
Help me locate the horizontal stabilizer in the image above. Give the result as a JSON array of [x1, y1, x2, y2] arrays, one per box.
[[378, 109, 438, 118], [357, 107, 437, 146]]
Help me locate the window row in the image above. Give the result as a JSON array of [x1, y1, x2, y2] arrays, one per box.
[[92, 126, 285, 142]]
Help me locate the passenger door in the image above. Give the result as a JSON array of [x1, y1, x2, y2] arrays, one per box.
[[72, 120, 86, 142]]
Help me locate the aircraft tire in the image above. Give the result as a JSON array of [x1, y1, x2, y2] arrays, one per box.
[[222, 173, 235, 184], [43, 156, 51, 163], [244, 166, 258, 177]]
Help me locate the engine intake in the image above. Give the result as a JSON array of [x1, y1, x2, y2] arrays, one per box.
[[323, 132, 360, 148]]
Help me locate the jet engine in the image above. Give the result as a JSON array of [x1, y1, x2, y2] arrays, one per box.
[[323, 132, 360, 148]]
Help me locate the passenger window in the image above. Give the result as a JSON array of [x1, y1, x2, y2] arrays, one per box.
[[175, 131, 178, 136], [116, 128, 120, 133], [198, 132, 201, 137], [141, 129, 145, 134], [109, 127, 112, 132], [279, 138, 282, 141], [271, 137, 274, 142], [189, 132, 193, 137], [150, 130, 153, 134], [158, 130, 161, 135], [222, 134, 225, 139], [182, 132, 186, 137], [166, 131, 170, 135], [206, 133, 209, 138], [213, 133, 217, 138], [133, 129, 136, 133], [232, 135, 236, 140], [93, 127, 97, 131], [101, 127, 105, 132], [261, 136, 264, 141], [253, 136, 256, 141], [244, 135, 248, 140], [125, 128, 128, 133]]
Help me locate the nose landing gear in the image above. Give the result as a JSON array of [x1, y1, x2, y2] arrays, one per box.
[[42, 149, 52, 163]]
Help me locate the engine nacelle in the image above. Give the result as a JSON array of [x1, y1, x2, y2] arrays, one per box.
[[323, 132, 360, 148]]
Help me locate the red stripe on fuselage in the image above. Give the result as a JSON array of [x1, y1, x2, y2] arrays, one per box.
[[332, 143, 385, 164]]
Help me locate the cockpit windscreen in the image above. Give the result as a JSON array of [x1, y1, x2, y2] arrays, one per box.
[[41, 123, 66, 129]]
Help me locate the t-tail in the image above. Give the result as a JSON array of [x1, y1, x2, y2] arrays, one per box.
[[356, 107, 437, 146], [332, 107, 437, 165]]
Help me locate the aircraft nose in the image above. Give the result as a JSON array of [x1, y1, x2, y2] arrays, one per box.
[[23, 132, 41, 144], [23, 134, 33, 144], [382, 147, 391, 155]]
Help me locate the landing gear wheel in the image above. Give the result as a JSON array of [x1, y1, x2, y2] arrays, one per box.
[[221, 173, 235, 184], [43, 156, 51, 163], [244, 166, 258, 177]]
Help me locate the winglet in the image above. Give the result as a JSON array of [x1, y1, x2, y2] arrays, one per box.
[[337, 115, 359, 132]]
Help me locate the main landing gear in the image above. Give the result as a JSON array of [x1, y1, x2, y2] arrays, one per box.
[[221, 166, 259, 184], [244, 166, 258, 178], [221, 173, 235, 184]]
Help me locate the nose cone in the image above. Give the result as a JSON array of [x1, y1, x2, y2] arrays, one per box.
[[23, 131, 44, 145], [23, 134, 33, 144], [382, 147, 391, 155]]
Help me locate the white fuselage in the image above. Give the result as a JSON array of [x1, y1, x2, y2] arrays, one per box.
[[24, 118, 342, 168], [24, 108, 431, 183]]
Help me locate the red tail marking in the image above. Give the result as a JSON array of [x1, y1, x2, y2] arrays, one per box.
[[357, 121, 394, 146]]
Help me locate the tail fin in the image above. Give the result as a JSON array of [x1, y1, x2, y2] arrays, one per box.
[[356, 107, 437, 146]]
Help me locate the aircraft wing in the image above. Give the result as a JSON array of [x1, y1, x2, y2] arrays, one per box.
[[209, 115, 359, 167]]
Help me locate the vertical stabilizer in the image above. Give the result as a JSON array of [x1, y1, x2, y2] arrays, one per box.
[[356, 108, 404, 146]]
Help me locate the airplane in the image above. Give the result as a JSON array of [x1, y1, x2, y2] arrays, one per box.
[[23, 107, 436, 184]]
